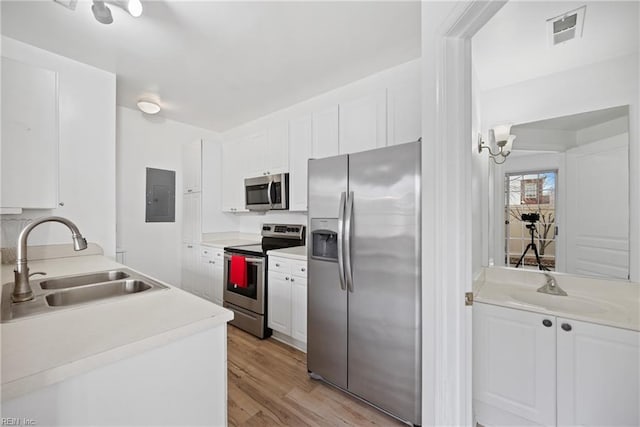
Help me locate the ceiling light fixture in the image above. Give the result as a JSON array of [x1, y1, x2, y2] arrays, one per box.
[[90, 0, 143, 25], [478, 124, 516, 164], [137, 100, 161, 115]]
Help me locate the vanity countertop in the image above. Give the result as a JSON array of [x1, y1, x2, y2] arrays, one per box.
[[475, 267, 640, 332]]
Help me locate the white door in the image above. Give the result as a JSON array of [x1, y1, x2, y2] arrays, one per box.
[[473, 303, 556, 426], [291, 275, 307, 343], [182, 139, 201, 193], [182, 193, 201, 243], [339, 90, 387, 154], [288, 115, 312, 211], [267, 271, 292, 335], [566, 138, 629, 278], [266, 122, 289, 174], [211, 263, 224, 306], [557, 318, 640, 426], [312, 105, 339, 159], [221, 140, 247, 212], [181, 243, 196, 293]]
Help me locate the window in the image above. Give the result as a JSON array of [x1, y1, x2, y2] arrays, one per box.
[[505, 171, 557, 270]]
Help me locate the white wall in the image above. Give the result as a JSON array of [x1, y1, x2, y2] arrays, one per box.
[[116, 107, 218, 285], [481, 52, 639, 280], [0, 37, 117, 257]]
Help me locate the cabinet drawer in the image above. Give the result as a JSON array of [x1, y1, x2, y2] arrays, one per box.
[[290, 260, 307, 278], [200, 247, 214, 259], [269, 257, 291, 274]]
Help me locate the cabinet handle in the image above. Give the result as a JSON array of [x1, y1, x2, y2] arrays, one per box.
[[561, 323, 572, 332], [285, 276, 289, 281], [542, 319, 552, 327], [188, 189, 193, 193], [187, 245, 193, 248]]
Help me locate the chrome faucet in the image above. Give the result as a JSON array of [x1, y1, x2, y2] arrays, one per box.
[[12, 216, 88, 303], [537, 272, 567, 296]]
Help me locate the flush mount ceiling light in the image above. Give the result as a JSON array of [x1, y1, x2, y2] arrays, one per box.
[[478, 124, 516, 165], [137, 100, 161, 115], [90, 0, 142, 25]]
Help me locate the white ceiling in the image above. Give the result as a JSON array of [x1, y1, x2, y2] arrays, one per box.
[[473, 1, 639, 91], [1, 1, 421, 131]]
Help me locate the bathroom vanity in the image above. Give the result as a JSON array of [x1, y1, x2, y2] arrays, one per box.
[[473, 268, 640, 426]]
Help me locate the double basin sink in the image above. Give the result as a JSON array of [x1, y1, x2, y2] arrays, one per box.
[[1, 268, 168, 322]]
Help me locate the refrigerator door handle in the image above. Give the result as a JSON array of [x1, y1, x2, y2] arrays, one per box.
[[337, 191, 347, 291], [344, 191, 354, 292]]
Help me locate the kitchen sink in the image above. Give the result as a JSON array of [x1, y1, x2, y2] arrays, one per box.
[[46, 280, 152, 307], [1, 268, 169, 323], [508, 288, 621, 315], [40, 270, 130, 289]]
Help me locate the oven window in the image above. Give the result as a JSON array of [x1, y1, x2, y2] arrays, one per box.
[[246, 184, 269, 205], [226, 258, 260, 299]]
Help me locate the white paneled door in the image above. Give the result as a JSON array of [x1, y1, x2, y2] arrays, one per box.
[[288, 115, 312, 211], [339, 90, 386, 154]]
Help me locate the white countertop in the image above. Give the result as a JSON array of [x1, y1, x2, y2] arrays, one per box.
[[268, 245, 307, 261], [200, 232, 261, 249], [475, 267, 640, 332], [1, 255, 233, 400]]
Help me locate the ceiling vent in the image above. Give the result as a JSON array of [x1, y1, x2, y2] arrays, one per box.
[[547, 6, 586, 46]]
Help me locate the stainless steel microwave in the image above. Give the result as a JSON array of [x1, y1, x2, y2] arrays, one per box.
[[244, 173, 289, 211]]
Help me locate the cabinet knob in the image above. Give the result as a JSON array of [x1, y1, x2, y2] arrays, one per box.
[[209, 261, 215, 264], [301, 267, 306, 272], [290, 278, 295, 282], [285, 276, 289, 281], [542, 319, 552, 327], [561, 323, 572, 332], [187, 245, 193, 248], [188, 189, 193, 193], [275, 263, 280, 267], [58, 202, 65, 207]]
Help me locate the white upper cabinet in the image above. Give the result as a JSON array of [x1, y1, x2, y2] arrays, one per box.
[[339, 90, 387, 154], [221, 139, 248, 212], [182, 139, 202, 194], [265, 122, 289, 175], [1, 57, 59, 211], [288, 115, 312, 211], [387, 78, 421, 146], [312, 105, 339, 159]]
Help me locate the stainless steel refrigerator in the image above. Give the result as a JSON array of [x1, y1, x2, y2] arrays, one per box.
[[307, 141, 421, 426]]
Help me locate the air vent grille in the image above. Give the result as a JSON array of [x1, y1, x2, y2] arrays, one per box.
[[547, 6, 586, 46]]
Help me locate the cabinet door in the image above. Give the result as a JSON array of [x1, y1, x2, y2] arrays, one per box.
[[291, 275, 307, 343], [312, 105, 339, 159], [557, 318, 640, 426], [181, 243, 197, 293], [339, 90, 386, 154], [182, 193, 201, 243], [211, 265, 224, 306], [182, 139, 201, 193], [289, 115, 312, 211], [387, 80, 421, 146], [1, 57, 59, 209], [267, 271, 292, 335], [221, 140, 247, 212], [265, 122, 289, 174], [473, 303, 556, 426], [244, 132, 267, 177]]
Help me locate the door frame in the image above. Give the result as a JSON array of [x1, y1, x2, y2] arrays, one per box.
[[421, 1, 506, 425]]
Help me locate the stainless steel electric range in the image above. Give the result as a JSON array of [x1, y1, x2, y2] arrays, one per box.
[[223, 223, 305, 338]]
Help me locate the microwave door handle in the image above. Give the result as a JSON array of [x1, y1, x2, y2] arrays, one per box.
[[337, 192, 346, 291], [344, 191, 354, 293], [267, 181, 273, 206]]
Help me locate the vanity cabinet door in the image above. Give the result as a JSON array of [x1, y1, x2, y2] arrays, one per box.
[[473, 303, 556, 427], [556, 318, 640, 426]]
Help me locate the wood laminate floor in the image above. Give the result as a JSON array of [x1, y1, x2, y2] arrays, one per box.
[[227, 325, 406, 427]]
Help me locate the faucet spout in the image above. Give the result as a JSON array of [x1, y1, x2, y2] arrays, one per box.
[[537, 272, 568, 296], [12, 216, 88, 303]]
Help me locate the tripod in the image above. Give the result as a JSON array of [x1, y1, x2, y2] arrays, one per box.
[[514, 221, 549, 271]]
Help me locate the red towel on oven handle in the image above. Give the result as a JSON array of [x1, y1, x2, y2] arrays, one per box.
[[230, 255, 248, 288]]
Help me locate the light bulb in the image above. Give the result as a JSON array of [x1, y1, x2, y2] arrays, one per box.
[[127, 0, 142, 17]]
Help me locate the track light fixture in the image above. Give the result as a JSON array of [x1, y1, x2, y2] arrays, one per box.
[[478, 124, 516, 165], [91, 0, 142, 24]]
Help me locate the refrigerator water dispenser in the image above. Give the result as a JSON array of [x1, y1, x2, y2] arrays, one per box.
[[310, 218, 338, 261]]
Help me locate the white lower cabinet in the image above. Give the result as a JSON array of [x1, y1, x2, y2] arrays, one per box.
[[182, 245, 224, 305], [474, 302, 640, 427], [267, 256, 307, 348], [181, 243, 197, 294]]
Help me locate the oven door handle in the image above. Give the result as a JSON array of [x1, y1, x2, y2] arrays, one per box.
[[224, 253, 265, 265]]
